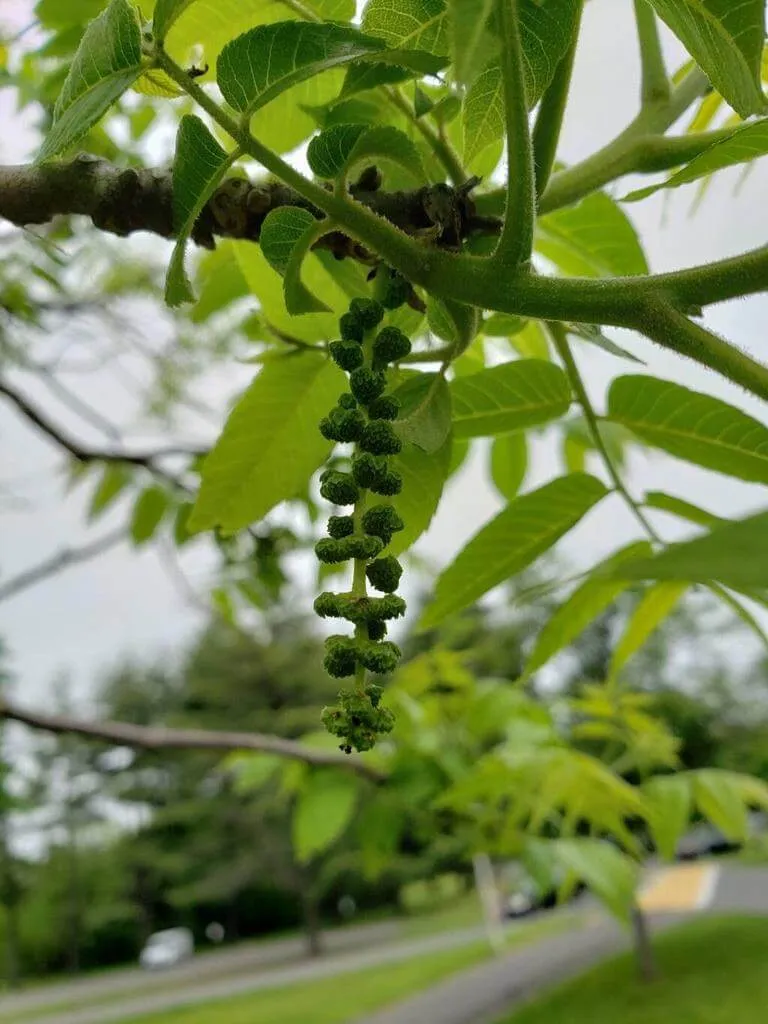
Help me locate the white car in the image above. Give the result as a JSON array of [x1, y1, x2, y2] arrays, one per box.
[[139, 928, 194, 970]]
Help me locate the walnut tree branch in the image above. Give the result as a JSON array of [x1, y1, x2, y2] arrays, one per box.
[[0, 378, 204, 487], [0, 698, 385, 780], [0, 526, 126, 604], [0, 158, 497, 257]]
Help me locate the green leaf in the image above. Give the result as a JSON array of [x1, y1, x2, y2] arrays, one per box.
[[461, 0, 581, 164], [450, 360, 571, 439], [624, 119, 768, 202], [37, 0, 143, 162], [166, 116, 236, 307], [692, 769, 749, 842], [228, 752, 283, 793], [131, 486, 169, 545], [609, 509, 768, 590], [518, 0, 582, 106], [421, 473, 608, 627], [608, 375, 768, 485], [642, 775, 692, 861], [190, 356, 344, 533], [340, 64, 418, 99], [389, 433, 452, 556], [462, 61, 503, 166], [490, 431, 528, 501], [355, 796, 405, 878], [217, 22, 383, 115], [552, 838, 638, 922], [88, 463, 131, 520], [483, 313, 527, 338], [360, 0, 450, 55], [307, 123, 368, 178], [152, 0, 197, 39], [307, 124, 426, 184], [235, 243, 364, 344], [449, 0, 495, 86], [537, 192, 649, 277], [217, 22, 439, 117], [292, 769, 359, 863], [568, 323, 644, 364], [508, 320, 551, 361], [392, 374, 452, 454], [647, 0, 766, 118], [610, 582, 688, 678], [643, 491, 727, 531], [259, 207, 330, 315], [525, 541, 654, 677], [163, 0, 355, 153], [427, 297, 480, 355]]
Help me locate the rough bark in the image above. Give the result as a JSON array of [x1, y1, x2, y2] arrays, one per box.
[[0, 159, 500, 257]]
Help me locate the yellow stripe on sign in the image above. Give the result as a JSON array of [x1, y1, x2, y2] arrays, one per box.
[[638, 864, 718, 912]]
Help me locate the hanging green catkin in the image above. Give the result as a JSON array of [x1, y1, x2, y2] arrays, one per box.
[[315, 286, 413, 754]]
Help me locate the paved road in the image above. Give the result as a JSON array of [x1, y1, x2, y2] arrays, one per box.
[[0, 920, 399, 1019], [354, 916, 635, 1024], [13, 921, 511, 1024], [11, 864, 768, 1024], [355, 864, 768, 1024]]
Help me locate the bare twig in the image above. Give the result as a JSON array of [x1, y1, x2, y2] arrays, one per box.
[[0, 527, 125, 604], [0, 378, 204, 483], [0, 699, 385, 779]]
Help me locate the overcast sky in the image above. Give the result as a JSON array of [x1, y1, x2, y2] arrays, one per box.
[[3, 0, 768, 708]]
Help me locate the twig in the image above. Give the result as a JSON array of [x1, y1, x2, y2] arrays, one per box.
[[548, 323, 663, 543], [0, 379, 204, 479], [493, 0, 536, 267], [0, 527, 125, 604], [0, 699, 385, 780], [633, 0, 670, 106], [532, 2, 583, 197]]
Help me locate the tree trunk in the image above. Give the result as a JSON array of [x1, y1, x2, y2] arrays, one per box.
[[631, 904, 657, 982], [300, 887, 323, 958], [65, 818, 82, 974], [472, 853, 505, 953], [4, 899, 21, 988]]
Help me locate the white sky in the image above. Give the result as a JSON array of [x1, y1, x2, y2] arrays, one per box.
[[3, 0, 768, 706]]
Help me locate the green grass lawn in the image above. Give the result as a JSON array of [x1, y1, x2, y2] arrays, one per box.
[[130, 914, 575, 1024], [499, 915, 768, 1024]]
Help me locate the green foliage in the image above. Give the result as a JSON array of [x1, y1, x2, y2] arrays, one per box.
[[260, 207, 330, 314], [130, 486, 169, 545], [191, 356, 343, 533], [537, 192, 649, 277], [421, 474, 608, 627], [625, 120, 768, 202], [609, 582, 688, 679], [647, 1, 767, 118], [292, 770, 359, 862], [611, 509, 768, 590], [525, 542, 654, 677], [643, 774, 692, 861], [37, 0, 143, 162], [217, 24, 380, 116], [608, 376, 768, 485], [167, 116, 233, 306], [307, 124, 426, 184], [549, 839, 638, 922], [490, 431, 528, 500], [450, 361, 572, 439], [18, 0, 768, 944], [392, 374, 452, 454]]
